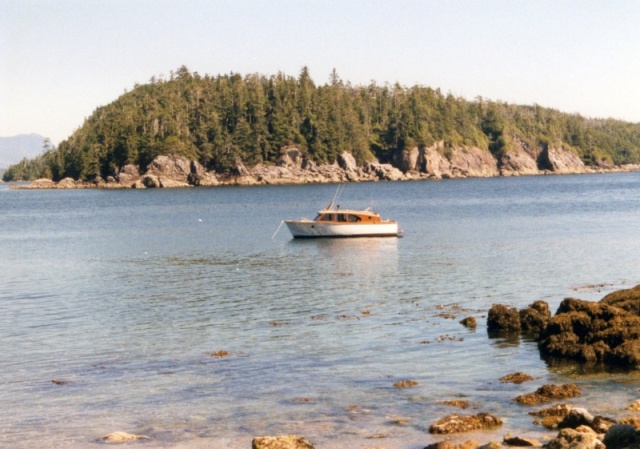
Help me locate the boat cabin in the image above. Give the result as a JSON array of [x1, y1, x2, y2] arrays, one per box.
[[314, 210, 384, 224]]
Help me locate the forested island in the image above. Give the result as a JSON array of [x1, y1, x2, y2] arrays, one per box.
[[4, 66, 640, 186]]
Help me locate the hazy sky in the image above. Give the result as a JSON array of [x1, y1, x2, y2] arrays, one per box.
[[1, 0, 639, 144]]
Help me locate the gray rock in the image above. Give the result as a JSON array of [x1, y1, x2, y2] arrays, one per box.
[[603, 424, 640, 449], [546, 428, 605, 449]]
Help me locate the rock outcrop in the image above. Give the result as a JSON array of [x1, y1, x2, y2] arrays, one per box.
[[485, 285, 640, 370], [15, 137, 640, 190], [538, 291, 640, 368], [538, 145, 586, 174]]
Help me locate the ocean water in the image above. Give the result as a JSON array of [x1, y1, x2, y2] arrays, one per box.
[[1, 173, 639, 449]]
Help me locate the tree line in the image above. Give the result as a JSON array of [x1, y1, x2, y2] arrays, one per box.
[[4, 66, 640, 182]]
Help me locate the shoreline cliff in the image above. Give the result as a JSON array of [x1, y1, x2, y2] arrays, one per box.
[[13, 143, 640, 190]]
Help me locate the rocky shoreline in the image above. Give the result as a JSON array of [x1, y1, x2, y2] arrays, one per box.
[[94, 285, 640, 449], [10, 143, 640, 190]]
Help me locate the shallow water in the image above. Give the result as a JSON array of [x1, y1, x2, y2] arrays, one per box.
[[1, 173, 640, 448]]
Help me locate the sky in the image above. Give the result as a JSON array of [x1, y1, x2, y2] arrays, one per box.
[[1, 0, 639, 145]]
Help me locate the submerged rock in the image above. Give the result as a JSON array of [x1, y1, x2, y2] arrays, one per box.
[[424, 440, 480, 449], [394, 380, 419, 388], [499, 372, 535, 384], [438, 400, 470, 409], [429, 413, 503, 434], [502, 435, 541, 446], [252, 435, 315, 449], [100, 431, 149, 443], [460, 317, 477, 328]]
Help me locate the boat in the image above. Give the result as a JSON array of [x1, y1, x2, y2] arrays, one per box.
[[283, 186, 401, 238]]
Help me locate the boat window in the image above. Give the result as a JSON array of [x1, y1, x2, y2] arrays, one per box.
[[320, 214, 333, 221], [337, 214, 346, 222], [347, 214, 361, 222]]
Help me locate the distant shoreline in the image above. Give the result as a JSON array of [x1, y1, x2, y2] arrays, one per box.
[[10, 149, 640, 189]]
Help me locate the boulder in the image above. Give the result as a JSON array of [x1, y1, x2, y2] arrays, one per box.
[[252, 435, 315, 449], [146, 154, 192, 182], [116, 164, 140, 183], [488, 304, 521, 332], [558, 408, 595, 429], [142, 174, 161, 188], [429, 413, 503, 434], [546, 428, 605, 449], [337, 151, 357, 172], [57, 177, 76, 188], [603, 424, 640, 449]]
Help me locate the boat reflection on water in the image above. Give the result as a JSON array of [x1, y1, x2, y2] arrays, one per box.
[[289, 236, 400, 281]]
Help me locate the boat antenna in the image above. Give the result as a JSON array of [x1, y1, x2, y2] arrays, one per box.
[[327, 183, 345, 210]]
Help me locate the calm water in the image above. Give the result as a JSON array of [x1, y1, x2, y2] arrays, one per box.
[[1, 173, 640, 449]]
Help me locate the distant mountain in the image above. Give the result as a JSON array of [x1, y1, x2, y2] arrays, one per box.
[[0, 134, 47, 168]]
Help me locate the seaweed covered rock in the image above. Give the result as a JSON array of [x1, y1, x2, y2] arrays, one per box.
[[514, 384, 581, 406], [519, 301, 551, 336], [600, 285, 640, 315], [252, 435, 315, 449], [429, 413, 503, 434], [538, 289, 640, 368], [488, 304, 521, 332]]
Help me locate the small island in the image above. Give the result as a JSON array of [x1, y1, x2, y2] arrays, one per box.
[[3, 66, 640, 187]]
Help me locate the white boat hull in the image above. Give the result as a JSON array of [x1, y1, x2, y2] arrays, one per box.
[[285, 220, 399, 238]]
